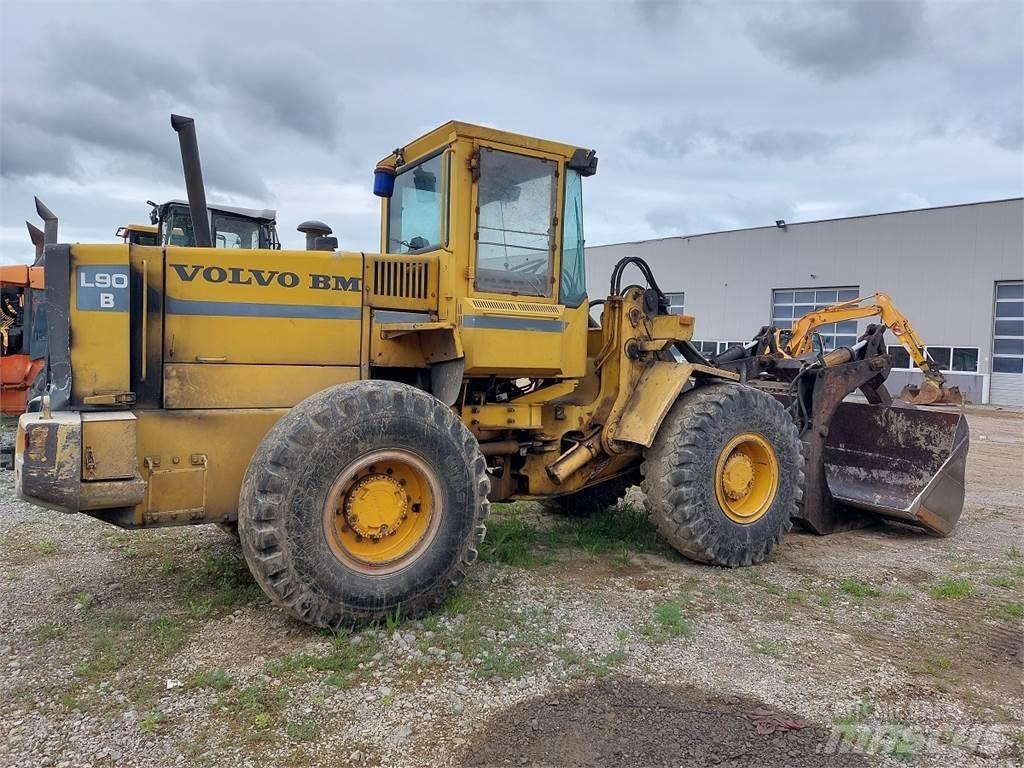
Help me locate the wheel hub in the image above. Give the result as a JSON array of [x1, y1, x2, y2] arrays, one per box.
[[344, 474, 408, 540], [721, 453, 755, 501], [713, 432, 780, 525]]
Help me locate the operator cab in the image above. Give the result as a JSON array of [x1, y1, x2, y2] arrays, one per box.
[[372, 122, 597, 380], [148, 200, 280, 249], [375, 123, 594, 310]]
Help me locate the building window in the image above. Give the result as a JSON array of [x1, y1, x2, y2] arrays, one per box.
[[888, 346, 980, 373], [771, 287, 859, 351], [690, 340, 744, 357], [993, 280, 1024, 374], [665, 292, 685, 314]]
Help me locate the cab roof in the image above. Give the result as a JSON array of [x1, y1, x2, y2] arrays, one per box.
[[163, 200, 277, 223], [379, 121, 595, 168]]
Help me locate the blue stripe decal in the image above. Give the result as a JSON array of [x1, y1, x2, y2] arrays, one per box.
[[374, 310, 432, 324], [462, 315, 565, 333], [166, 297, 361, 320]]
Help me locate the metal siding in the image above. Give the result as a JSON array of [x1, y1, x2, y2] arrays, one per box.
[[587, 199, 1024, 404], [991, 373, 1024, 407]]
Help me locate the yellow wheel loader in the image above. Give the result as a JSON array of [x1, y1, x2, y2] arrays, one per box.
[[14, 115, 969, 628]]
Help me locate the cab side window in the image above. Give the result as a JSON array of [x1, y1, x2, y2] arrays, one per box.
[[559, 169, 586, 308]]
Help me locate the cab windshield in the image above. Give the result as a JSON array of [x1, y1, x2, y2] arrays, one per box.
[[387, 153, 447, 254], [474, 148, 555, 297]]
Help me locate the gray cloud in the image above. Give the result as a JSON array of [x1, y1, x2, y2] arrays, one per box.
[[751, 0, 924, 80], [742, 129, 841, 160], [629, 122, 842, 162]]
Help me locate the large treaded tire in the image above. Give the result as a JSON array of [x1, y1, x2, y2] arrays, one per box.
[[642, 383, 804, 567], [238, 380, 489, 628], [549, 471, 640, 517]]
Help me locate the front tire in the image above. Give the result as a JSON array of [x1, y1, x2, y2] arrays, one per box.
[[238, 380, 489, 628], [642, 383, 803, 567]]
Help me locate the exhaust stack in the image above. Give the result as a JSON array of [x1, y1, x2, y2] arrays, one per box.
[[26, 221, 45, 262], [297, 220, 337, 251], [34, 197, 58, 245], [170, 114, 212, 248]]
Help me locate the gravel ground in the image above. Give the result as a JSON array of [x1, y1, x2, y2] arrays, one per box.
[[0, 405, 1021, 768]]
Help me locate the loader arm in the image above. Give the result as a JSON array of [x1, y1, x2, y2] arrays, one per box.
[[787, 292, 940, 380]]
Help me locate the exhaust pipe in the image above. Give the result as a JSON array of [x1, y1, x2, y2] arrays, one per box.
[[170, 114, 212, 248], [26, 221, 45, 262], [34, 197, 58, 245]]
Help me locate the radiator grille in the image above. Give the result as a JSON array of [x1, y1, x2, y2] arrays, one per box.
[[374, 259, 430, 300]]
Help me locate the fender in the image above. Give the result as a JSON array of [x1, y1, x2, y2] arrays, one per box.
[[610, 360, 739, 448]]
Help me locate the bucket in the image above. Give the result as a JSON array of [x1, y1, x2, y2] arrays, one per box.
[[822, 401, 969, 536]]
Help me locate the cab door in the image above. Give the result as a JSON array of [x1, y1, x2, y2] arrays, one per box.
[[460, 143, 587, 378]]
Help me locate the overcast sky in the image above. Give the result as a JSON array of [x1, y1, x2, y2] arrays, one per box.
[[1, 0, 1021, 264]]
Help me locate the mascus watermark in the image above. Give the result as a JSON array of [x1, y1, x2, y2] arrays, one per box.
[[817, 701, 1020, 761]]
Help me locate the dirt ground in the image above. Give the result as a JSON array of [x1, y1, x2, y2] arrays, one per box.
[[0, 405, 1021, 768]]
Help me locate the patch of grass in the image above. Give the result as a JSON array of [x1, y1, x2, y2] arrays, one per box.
[[753, 639, 785, 658], [588, 648, 628, 679], [147, 617, 186, 655], [218, 683, 287, 729], [74, 592, 95, 610], [987, 602, 1024, 622], [192, 668, 234, 691], [641, 600, 693, 641], [285, 717, 319, 741], [713, 584, 740, 604], [927, 578, 974, 600], [886, 727, 920, 762], [784, 590, 808, 605], [1007, 545, 1022, 560], [480, 503, 671, 568], [27, 622, 63, 643], [73, 610, 137, 681], [181, 548, 264, 618], [907, 654, 958, 687], [835, 697, 876, 726], [745, 570, 783, 596], [443, 591, 475, 617], [478, 513, 540, 567], [988, 575, 1018, 589], [550, 503, 667, 557], [139, 710, 167, 734], [35, 538, 57, 555], [839, 578, 881, 599], [473, 650, 525, 680], [610, 547, 632, 567], [266, 631, 379, 688]]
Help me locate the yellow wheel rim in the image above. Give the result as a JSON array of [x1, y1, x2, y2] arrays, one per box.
[[713, 432, 779, 524], [323, 449, 440, 574]]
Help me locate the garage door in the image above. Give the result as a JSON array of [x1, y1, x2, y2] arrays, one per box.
[[991, 280, 1024, 407]]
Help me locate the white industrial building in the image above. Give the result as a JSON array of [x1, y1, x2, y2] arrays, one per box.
[[586, 198, 1024, 406]]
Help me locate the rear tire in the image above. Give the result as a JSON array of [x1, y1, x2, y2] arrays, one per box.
[[238, 380, 489, 628], [549, 472, 640, 517], [642, 383, 803, 566]]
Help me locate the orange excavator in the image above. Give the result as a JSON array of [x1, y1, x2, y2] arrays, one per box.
[[783, 293, 963, 405], [713, 293, 964, 406], [1, 201, 50, 419]]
